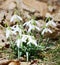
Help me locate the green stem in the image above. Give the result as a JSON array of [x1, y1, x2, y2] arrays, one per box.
[[18, 48, 20, 59], [26, 52, 29, 62]]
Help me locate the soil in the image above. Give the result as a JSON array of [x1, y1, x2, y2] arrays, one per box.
[[0, 0, 60, 65]]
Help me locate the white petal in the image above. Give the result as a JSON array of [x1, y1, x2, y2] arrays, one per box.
[[28, 26, 32, 32], [6, 28, 11, 38], [27, 36, 37, 46], [19, 29, 22, 36], [22, 35, 28, 42], [23, 21, 30, 26], [23, 19, 40, 32], [42, 28, 52, 35], [31, 40, 37, 46], [16, 39, 21, 48], [10, 15, 22, 22], [46, 20, 56, 27], [6, 30, 10, 38], [11, 31, 17, 35], [11, 24, 22, 35], [17, 15, 22, 21], [48, 29, 52, 33], [35, 21, 39, 25], [35, 26, 40, 31], [51, 21, 56, 27], [41, 30, 45, 35]]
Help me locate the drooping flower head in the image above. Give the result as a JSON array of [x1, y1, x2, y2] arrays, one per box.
[[23, 19, 40, 32], [42, 28, 52, 35], [10, 14, 22, 22], [16, 34, 37, 48], [6, 27, 11, 38], [11, 24, 23, 36], [46, 20, 56, 27]]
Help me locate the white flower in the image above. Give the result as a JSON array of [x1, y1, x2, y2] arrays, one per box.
[[6, 27, 11, 38], [27, 37, 37, 46], [16, 38, 22, 48], [28, 25, 35, 32], [16, 35, 28, 48], [26, 35, 37, 46], [22, 35, 37, 46], [28, 25, 40, 32], [35, 26, 40, 31], [45, 13, 52, 18], [16, 35, 37, 47], [11, 25, 19, 31], [19, 29, 22, 36], [10, 14, 22, 22], [21, 35, 28, 43], [23, 19, 40, 32], [23, 19, 39, 26], [46, 20, 56, 27], [42, 28, 52, 35], [11, 25, 22, 36], [23, 21, 30, 26]]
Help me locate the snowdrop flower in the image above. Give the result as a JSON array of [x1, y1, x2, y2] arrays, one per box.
[[27, 25, 35, 32], [22, 35, 37, 46], [16, 35, 29, 48], [10, 14, 22, 22], [35, 26, 40, 31], [11, 25, 19, 31], [6, 27, 11, 38], [19, 29, 23, 36], [23, 21, 30, 26], [27, 37, 37, 46], [23, 19, 40, 32], [21, 35, 28, 43], [16, 38, 22, 48], [26, 35, 37, 46], [45, 13, 52, 18], [42, 28, 52, 35], [28, 25, 40, 32], [11, 25, 22, 36], [46, 20, 56, 27], [23, 19, 39, 26], [16, 34, 37, 47]]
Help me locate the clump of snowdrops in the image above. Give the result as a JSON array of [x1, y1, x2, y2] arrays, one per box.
[[5, 13, 57, 61]]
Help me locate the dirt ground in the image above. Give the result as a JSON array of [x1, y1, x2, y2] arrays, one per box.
[[0, 0, 60, 65]]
